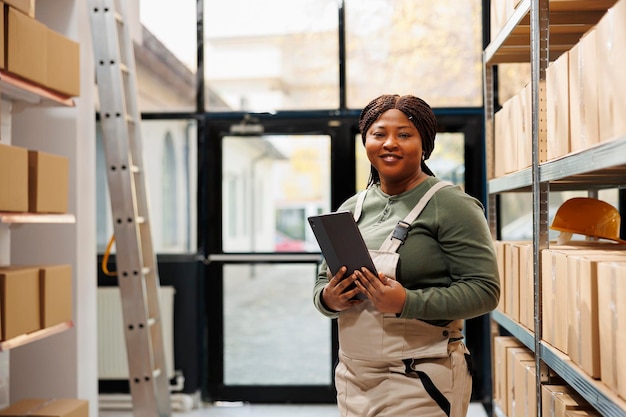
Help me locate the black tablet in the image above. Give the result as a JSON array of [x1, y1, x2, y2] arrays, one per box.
[[308, 211, 377, 300]]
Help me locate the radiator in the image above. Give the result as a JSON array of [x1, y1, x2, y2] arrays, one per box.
[[97, 286, 176, 380]]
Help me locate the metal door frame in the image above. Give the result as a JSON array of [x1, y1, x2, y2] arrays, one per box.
[[198, 109, 488, 404]]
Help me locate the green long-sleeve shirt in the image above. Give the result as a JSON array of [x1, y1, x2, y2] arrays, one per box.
[[313, 177, 500, 324]]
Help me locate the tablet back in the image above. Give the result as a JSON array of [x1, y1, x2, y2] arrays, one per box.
[[308, 211, 377, 276]]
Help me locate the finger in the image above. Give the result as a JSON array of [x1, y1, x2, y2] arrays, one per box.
[[353, 279, 370, 297], [355, 271, 379, 295], [330, 266, 347, 282], [339, 273, 357, 291]]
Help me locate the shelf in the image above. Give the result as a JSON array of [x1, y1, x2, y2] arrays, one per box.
[[488, 137, 626, 193], [0, 70, 75, 108], [541, 342, 626, 417], [493, 312, 626, 417], [491, 310, 536, 352], [541, 137, 626, 188], [0, 321, 74, 351], [488, 169, 533, 193], [485, 0, 617, 64], [0, 212, 76, 224]]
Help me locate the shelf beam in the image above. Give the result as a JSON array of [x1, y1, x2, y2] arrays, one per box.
[[491, 310, 535, 352], [541, 343, 626, 417], [488, 137, 626, 193], [0, 70, 74, 108], [0, 321, 74, 351], [0, 213, 76, 224]]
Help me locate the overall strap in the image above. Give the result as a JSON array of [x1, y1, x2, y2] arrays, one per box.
[[379, 181, 454, 253], [353, 188, 369, 222]]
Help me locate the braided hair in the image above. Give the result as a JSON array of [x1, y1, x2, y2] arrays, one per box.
[[358, 94, 437, 187]]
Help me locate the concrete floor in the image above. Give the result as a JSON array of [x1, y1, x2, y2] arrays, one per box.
[[100, 401, 489, 417]]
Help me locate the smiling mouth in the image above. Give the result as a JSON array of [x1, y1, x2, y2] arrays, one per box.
[[381, 154, 401, 161]]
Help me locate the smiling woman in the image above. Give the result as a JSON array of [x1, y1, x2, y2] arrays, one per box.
[[313, 94, 499, 417]]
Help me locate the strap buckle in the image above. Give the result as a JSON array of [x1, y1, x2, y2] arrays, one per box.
[[391, 220, 411, 244]]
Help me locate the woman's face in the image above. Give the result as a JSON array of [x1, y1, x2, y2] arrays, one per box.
[[364, 109, 424, 194]]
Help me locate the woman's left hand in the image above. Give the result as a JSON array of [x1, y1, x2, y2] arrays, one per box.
[[354, 268, 406, 314]]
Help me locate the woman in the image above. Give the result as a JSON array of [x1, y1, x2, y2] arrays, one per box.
[[313, 94, 500, 417]]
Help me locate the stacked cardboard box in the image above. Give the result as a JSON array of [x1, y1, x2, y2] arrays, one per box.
[[0, 144, 69, 214], [2, 1, 80, 97], [0, 265, 72, 341]]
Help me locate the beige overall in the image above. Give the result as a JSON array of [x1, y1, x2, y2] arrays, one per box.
[[335, 182, 472, 417]]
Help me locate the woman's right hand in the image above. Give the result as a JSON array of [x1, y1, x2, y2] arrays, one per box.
[[322, 266, 364, 311]]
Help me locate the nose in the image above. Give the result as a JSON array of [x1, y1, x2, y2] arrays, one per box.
[[383, 134, 399, 149]]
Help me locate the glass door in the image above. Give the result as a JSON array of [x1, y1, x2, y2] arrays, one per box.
[[202, 116, 349, 403]]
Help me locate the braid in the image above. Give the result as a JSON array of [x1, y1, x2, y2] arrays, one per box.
[[359, 94, 437, 186]]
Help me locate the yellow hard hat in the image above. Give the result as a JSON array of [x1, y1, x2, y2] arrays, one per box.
[[550, 197, 626, 244]]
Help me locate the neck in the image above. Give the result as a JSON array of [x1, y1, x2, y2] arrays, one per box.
[[380, 171, 429, 195]]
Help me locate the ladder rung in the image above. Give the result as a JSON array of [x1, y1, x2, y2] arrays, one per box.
[[130, 165, 140, 173], [120, 63, 129, 74], [114, 11, 123, 23], [136, 216, 145, 224], [152, 368, 162, 378], [147, 317, 157, 327], [142, 266, 151, 275]]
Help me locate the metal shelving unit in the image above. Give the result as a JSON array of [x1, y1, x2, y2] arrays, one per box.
[[0, 61, 78, 403], [484, 1, 626, 416]]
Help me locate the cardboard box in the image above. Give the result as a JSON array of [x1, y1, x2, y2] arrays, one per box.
[[517, 242, 534, 331], [514, 358, 536, 417], [546, 51, 570, 161], [494, 103, 509, 178], [505, 94, 519, 174], [505, 241, 520, 321], [542, 249, 569, 353], [567, 253, 626, 379], [598, 261, 626, 399], [7, 7, 47, 87], [516, 358, 550, 417], [517, 83, 532, 170], [506, 347, 534, 417], [0, 398, 87, 417], [569, 28, 600, 153], [28, 150, 69, 213], [541, 385, 591, 417], [46, 28, 80, 97], [0, 267, 40, 340], [0, 143, 28, 212], [4, 0, 34, 18], [541, 244, 625, 354], [494, 240, 506, 313], [597, 0, 626, 142], [493, 336, 524, 412], [39, 265, 72, 328]]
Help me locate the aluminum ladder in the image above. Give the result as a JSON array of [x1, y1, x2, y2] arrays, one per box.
[[89, 1, 171, 416]]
